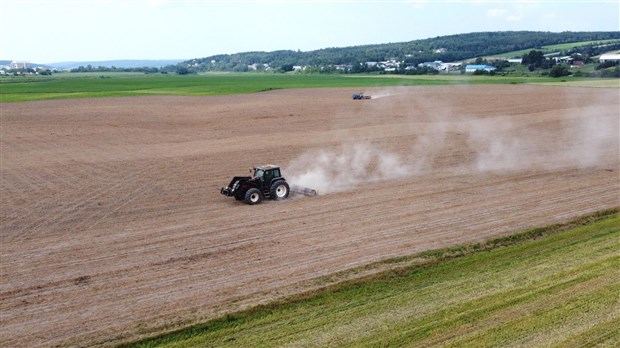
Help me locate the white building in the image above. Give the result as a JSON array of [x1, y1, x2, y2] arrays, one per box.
[[599, 53, 620, 63], [465, 65, 496, 73], [10, 61, 30, 69]]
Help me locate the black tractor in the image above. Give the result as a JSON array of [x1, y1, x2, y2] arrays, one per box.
[[352, 93, 371, 100], [220, 165, 290, 205]]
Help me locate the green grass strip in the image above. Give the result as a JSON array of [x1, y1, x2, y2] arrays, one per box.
[[1, 73, 606, 103], [120, 209, 619, 348]]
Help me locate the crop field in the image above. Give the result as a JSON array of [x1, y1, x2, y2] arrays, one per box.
[[0, 72, 604, 102], [1, 84, 619, 346]]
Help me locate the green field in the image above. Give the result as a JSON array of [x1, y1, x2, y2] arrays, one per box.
[[123, 210, 619, 348], [3, 72, 614, 103], [482, 39, 620, 59]]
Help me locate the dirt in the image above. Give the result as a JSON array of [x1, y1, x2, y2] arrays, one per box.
[[1, 85, 618, 347]]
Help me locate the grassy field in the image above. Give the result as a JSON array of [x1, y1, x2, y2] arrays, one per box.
[[2, 72, 613, 103], [482, 39, 620, 59], [539, 79, 620, 88], [123, 210, 619, 348]]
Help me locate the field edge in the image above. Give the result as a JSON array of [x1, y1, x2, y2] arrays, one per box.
[[117, 207, 619, 348]]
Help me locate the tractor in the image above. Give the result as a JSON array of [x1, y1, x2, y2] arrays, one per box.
[[352, 93, 371, 100], [220, 165, 290, 205]]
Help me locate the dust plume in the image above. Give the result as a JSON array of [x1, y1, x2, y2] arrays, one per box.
[[286, 143, 410, 194], [467, 112, 618, 172], [286, 89, 618, 196]]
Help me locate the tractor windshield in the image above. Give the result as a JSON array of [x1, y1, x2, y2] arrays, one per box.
[[254, 169, 264, 179]]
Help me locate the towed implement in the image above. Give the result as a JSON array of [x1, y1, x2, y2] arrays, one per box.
[[220, 165, 317, 205], [290, 184, 318, 197]]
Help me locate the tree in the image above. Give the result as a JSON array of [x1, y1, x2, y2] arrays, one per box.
[[600, 67, 620, 78], [176, 66, 191, 75], [549, 64, 571, 77], [281, 63, 294, 72], [474, 57, 488, 65], [522, 50, 545, 68], [350, 61, 367, 73]]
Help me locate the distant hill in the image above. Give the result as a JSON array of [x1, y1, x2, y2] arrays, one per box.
[[181, 31, 620, 72], [0, 60, 54, 69], [47, 59, 185, 70]]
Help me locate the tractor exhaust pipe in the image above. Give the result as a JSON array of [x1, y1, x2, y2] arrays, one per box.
[[290, 184, 318, 197]]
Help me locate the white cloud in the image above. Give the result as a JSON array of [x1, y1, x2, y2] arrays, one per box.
[[487, 8, 507, 18], [487, 6, 522, 22]]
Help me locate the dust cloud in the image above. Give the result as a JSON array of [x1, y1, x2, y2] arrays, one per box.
[[286, 143, 411, 194], [286, 91, 618, 195]]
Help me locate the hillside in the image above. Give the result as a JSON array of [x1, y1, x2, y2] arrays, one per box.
[[181, 31, 620, 72], [47, 59, 185, 70]]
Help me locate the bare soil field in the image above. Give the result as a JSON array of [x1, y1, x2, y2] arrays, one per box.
[[1, 85, 618, 347]]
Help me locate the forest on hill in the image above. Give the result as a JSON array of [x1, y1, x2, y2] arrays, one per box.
[[179, 31, 620, 73]]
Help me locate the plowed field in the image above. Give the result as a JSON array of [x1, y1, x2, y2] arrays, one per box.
[[1, 85, 618, 347]]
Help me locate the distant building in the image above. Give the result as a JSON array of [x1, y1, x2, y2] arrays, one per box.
[[599, 53, 620, 63], [508, 58, 522, 64], [10, 61, 30, 69], [418, 61, 443, 70], [554, 56, 573, 63], [465, 65, 496, 72], [571, 61, 585, 68]]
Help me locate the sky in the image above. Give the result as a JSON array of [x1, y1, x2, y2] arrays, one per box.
[[1, 0, 619, 64]]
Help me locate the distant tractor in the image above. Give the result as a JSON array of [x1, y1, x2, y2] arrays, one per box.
[[352, 93, 371, 100], [220, 165, 317, 205]]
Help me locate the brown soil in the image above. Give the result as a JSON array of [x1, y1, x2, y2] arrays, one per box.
[[1, 85, 618, 347]]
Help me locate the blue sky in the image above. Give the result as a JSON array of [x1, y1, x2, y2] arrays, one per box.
[[1, 0, 619, 63]]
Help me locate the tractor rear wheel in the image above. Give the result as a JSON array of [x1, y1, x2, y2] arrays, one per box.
[[270, 181, 290, 200], [244, 188, 263, 205]]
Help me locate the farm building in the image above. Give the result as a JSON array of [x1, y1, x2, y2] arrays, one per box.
[[599, 53, 620, 63], [465, 64, 496, 73], [10, 61, 30, 69], [418, 61, 462, 71], [418, 61, 443, 70]]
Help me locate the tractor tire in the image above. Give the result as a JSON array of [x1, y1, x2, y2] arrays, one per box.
[[244, 188, 263, 205], [270, 181, 290, 200]]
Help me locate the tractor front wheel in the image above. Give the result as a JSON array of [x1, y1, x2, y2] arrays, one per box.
[[244, 188, 263, 205], [270, 181, 290, 200]]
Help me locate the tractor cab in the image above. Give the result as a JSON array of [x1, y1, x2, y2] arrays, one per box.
[[251, 165, 281, 190]]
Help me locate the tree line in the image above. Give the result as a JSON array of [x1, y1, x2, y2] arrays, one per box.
[[70, 65, 168, 73], [179, 31, 620, 73]]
